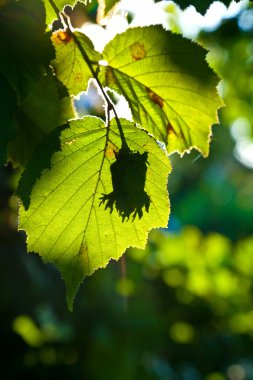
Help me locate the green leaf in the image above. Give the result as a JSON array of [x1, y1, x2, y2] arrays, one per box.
[[17, 124, 68, 208], [0, 0, 54, 99], [43, 0, 89, 27], [104, 0, 118, 13], [44, 0, 76, 26], [8, 73, 74, 167], [18, 117, 171, 310], [100, 26, 223, 156], [97, 0, 119, 15], [51, 30, 102, 96]]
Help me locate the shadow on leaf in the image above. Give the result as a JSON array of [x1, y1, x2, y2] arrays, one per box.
[[100, 148, 150, 221], [17, 124, 68, 210]]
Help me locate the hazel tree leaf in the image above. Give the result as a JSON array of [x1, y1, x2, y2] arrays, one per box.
[[51, 30, 102, 96], [18, 117, 171, 310], [100, 26, 223, 156], [0, 0, 54, 100], [43, 0, 84, 26], [97, 0, 119, 17], [8, 73, 74, 167], [104, 0, 119, 13]]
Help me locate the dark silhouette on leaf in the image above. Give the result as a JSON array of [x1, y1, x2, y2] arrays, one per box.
[[100, 148, 151, 221], [17, 124, 68, 210]]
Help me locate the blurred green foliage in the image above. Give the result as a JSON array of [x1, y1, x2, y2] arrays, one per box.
[[1, 0, 253, 379], [2, 220, 253, 379], [199, 5, 253, 136]]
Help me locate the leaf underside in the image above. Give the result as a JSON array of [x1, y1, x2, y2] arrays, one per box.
[[0, 0, 54, 99], [100, 25, 223, 156], [51, 30, 102, 96], [19, 117, 171, 310], [8, 2, 224, 311], [44, 0, 86, 26]]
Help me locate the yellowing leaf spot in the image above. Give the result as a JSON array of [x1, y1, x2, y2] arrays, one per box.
[[51, 30, 72, 45], [73, 72, 83, 82], [105, 67, 117, 86], [105, 141, 118, 159], [64, 138, 78, 146], [146, 87, 164, 108], [130, 42, 146, 61]]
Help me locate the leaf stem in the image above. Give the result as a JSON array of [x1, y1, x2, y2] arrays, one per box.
[[48, 0, 60, 17], [49, 0, 129, 151]]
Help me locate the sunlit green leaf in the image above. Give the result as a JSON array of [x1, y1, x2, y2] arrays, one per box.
[[104, 0, 118, 13], [51, 30, 101, 96], [98, 0, 119, 16], [44, 0, 81, 26], [18, 117, 171, 309], [100, 26, 223, 156]]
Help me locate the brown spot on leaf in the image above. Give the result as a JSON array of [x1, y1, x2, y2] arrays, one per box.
[[167, 122, 176, 136], [130, 42, 146, 61], [73, 72, 83, 82], [146, 87, 164, 108], [105, 67, 117, 86], [51, 30, 72, 45], [105, 141, 118, 159]]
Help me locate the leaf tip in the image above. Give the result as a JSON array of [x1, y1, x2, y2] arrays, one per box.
[[65, 279, 82, 312], [66, 292, 75, 312]]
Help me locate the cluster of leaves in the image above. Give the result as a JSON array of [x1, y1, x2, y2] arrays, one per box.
[[0, 0, 223, 309]]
